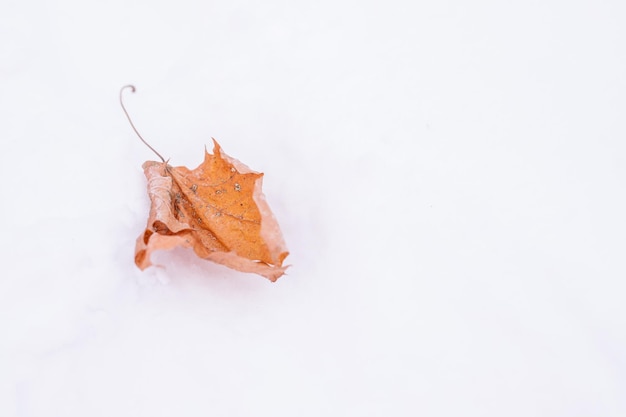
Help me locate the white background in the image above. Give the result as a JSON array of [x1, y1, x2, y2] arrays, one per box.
[[1, 0, 625, 416]]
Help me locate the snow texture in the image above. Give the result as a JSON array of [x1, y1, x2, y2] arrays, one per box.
[[1, 0, 626, 416]]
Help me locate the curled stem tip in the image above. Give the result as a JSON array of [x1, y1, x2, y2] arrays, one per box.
[[119, 85, 165, 163]]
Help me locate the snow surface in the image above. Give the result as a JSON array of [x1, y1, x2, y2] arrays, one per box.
[[1, 0, 626, 416]]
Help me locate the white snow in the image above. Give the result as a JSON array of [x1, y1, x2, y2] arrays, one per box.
[[1, 0, 626, 416]]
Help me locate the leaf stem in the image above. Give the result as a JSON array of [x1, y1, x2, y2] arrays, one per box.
[[120, 85, 166, 163]]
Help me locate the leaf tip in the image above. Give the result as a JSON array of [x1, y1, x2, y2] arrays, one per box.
[[210, 137, 222, 155]]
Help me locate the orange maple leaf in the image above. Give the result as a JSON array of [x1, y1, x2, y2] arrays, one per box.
[[121, 85, 289, 281]]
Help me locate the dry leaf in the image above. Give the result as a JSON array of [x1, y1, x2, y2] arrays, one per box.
[[134, 139, 289, 281], [120, 85, 289, 281]]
